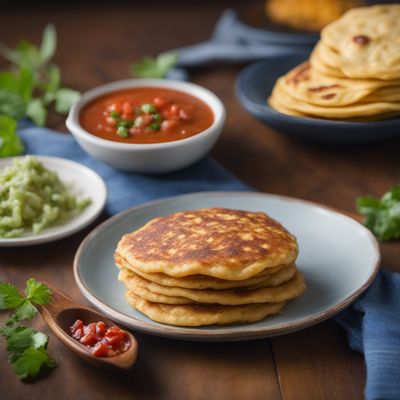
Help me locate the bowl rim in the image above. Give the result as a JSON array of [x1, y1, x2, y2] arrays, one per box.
[[236, 57, 400, 129], [66, 78, 226, 150]]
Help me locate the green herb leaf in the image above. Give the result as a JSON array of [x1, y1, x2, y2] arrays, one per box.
[[110, 111, 120, 119], [13, 301, 38, 321], [0, 115, 24, 158], [0, 277, 55, 381], [0, 282, 24, 310], [39, 24, 57, 64], [117, 120, 133, 128], [141, 103, 156, 114], [157, 52, 179, 75], [11, 347, 56, 380], [44, 64, 61, 94], [0, 68, 34, 120], [117, 126, 129, 137], [26, 98, 47, 126], [0, 323, 17, 338], [148, 122, 161, 131], [0, 70, 20, 92], [24, 278, 52, 305], [54, 88, 80, 113], [0, 25, 80, 126], [357, 184, 400, 241], [17, 68, 35, 102], [14, 40, 42, 70], [131, 52, 178, 79], [6, 327, 48, 357], [0, 42, 20, 65], [0, 90, 26, 120]]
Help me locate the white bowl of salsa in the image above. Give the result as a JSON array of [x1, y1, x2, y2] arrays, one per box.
[[66, 79, 226, 173]]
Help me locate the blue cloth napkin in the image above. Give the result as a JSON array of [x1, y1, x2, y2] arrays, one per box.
[[167, 9, 317, 81], [335, 270, 400, 400], [17, 125, 249, 215]]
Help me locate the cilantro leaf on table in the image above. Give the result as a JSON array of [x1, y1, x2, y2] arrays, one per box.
[[11, 347, 56, 380], [0, 282, 24, 310], [131, 52, 178, 78], [25, 278, 52, 305], [357, 184, 400, 241], [13, 300, 38, 321], [6, 327, 48, 357], [0, 278, 55, 381], [0, 115, 24, 157], [1, 302, 38, 337]]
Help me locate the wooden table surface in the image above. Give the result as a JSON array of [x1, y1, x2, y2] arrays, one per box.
[[1, 2, 399, 399]]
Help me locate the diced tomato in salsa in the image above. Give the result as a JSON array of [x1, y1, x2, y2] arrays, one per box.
[[70, 319, 130, 357], [79, 88, 214, 144]]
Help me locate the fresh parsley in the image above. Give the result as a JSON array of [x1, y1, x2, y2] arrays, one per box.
[[357, 184, 400, 241], [0, 281, 25, 309], [131, 52, 178, 79], [24, 278, 52, 304], [0, 24, 80, 151], [0, 115, 24, 157], [0, 278, 55, 381]]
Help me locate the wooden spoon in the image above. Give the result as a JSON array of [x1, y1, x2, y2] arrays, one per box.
[[37, 282, 138, 370]]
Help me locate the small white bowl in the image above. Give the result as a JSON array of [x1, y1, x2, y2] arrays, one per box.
[[66, 79, 226, 173]]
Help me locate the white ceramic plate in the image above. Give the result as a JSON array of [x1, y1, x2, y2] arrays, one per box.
[[0, 156, 107, 247], [74, 192, 380, 341]]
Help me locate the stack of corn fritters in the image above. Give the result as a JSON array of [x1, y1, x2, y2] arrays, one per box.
[[115, 208, 305, 327]]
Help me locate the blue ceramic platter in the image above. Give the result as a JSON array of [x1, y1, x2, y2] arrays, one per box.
[[236, 54, 400, 145]]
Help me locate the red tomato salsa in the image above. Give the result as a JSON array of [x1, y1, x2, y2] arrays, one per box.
[[79, 87, 214, 144], [70, 319, 130, 357]]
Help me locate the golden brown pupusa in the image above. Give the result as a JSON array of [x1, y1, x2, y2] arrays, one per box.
[[115, 208, 298, 280]]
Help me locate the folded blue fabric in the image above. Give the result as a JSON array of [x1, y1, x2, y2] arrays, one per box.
[[167, 9, 317, 81], [334, 270, 400, 400], [17, 125, 249, 215], [173, 9, 315, 67]]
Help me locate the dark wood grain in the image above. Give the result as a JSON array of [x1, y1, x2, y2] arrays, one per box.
[[271, 322, 366, 400], [1, 1, 399, 399]]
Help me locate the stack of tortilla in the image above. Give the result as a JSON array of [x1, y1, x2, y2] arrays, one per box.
[[115, 208, 306, 327], [268, 4, 400, 121]]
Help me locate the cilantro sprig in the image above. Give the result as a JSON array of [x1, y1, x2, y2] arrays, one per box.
[[0, 278, 55, 380], [131, 52, 178, 79], [357, 184, 400, 241], [0, 115, 24, 157], [0, 24, 80, 157]]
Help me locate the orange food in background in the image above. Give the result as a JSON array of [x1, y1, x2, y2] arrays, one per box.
[[265, 0, 363, 31]]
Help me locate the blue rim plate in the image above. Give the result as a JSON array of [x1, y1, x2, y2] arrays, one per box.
[[236, 54, 400, 145], [74, 192, 380, 342]]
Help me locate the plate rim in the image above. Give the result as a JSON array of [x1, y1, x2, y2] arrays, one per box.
[[0, 155, 107, 247], [74, 191, 381, 341]]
